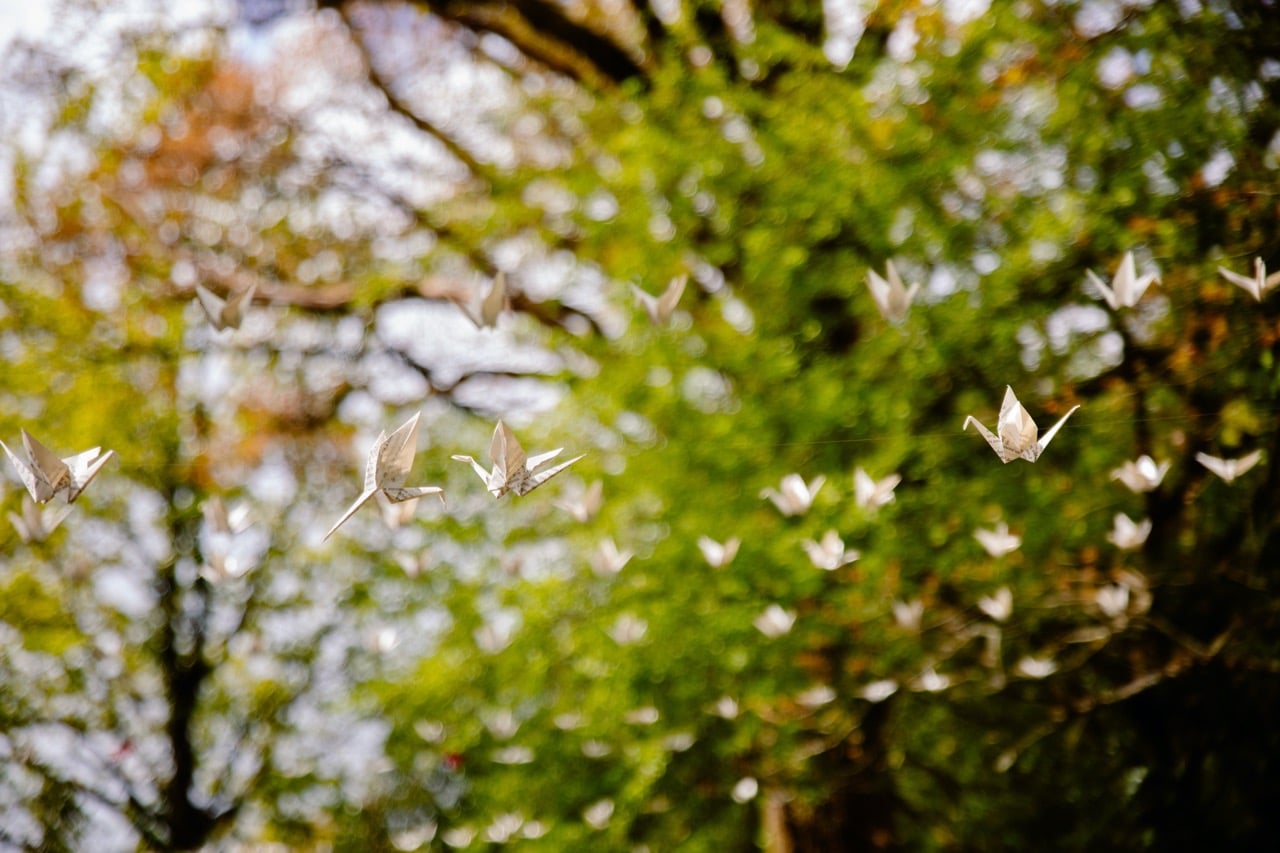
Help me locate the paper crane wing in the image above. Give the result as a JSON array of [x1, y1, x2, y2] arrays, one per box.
[[62, 447, 114, 503]]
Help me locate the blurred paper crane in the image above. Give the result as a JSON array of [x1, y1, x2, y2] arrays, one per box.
[[195, 281, 256, 330], [753, 604, 796, 638], [589, 537, 633, 576], [454, 271, 508, 329], [632, 274, 687, 325], [324, 412, 444, 541], [802, 529, 860, 571], [865, 260, 921, 324], [854, 467, 900, 511], [8, 494, 72, 543], [974, 521, 1021, 557], [760, 473, 825, 516], [1110, 455, 1169, 493], [554, 479, 604, 523], [963, 386, 1079, 463], [1196, 450, 1263, 484], [1107, 513, 1151, 550], [697, 535, 740, 568], [1, 430, 113, 504], [978, 587, 1013, 622], [453, 420, 583, 498], [1085, 250, 1157, 310], [1218, 257, 1280, 301]]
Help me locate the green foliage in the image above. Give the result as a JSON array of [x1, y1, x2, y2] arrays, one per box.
[[2, 0, 1280, 850]]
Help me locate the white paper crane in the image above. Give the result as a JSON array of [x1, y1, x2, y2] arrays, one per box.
[[854, 467, 900, 511], [697, 535, 740, 568], [1195, 450, 1262, 484], [963, 387, 1079, 463], [195, 281, 257, 330], [554, 480, 604, 523], [802, 530, 860, 571], [974, 522, 1021, 557], [760, 473, 825, 516], [1218, 257, 1280, 302], [455, 271, 508, 329], [632, 275, 687, 326], [1085, 250, 1157, 310], [1, 430, 114, 504], [8, 495, 72, 543], [324, 412, 444, 540], [453, 420, 583, 498], [978, 586, 1013, 622], [865, 260, 921, 324], [1106, 512, 1151, 550], [1110, 455, 1169, 493]]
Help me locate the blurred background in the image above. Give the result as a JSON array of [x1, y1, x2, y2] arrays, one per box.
[[1, 0, 1279, 849]]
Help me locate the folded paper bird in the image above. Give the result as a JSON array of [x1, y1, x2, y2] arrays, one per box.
[[1085, 250, 1157, 310], [455, 271, 508, 329], [1218, 257, 1280, 302], [324, 412, 444, 540], [453, 420, 583, 498], [865, 260, 921, 324], [963, 387, 1079, 463], [1, 430, 114, 504], [632, 275, 687, 326], [1195, 450, 1262, 484], [195, 281, 257, 330]]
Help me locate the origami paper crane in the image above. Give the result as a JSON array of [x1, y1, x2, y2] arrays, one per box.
[[974, 521, 1021, 557], [1218, 257, 1280, 302], [802, 529, 860, 571], [632, 275, 687, 325], [1195, 450, 1263, 484], [1085, 250, 1157, 310], [978, 586, 1013, 622], [854, 467, 900, 511], [760, 473, 825, 516], [455, 271, 508, 329], [697, 535, 741, 568], [554, 480, 604, 523], [452, 420, 583, 498], [8, 495, 72, 543], [324, 412, 444, 540], [195, 281, 257, 330], [963, 386, 1079, 463], [1106, 512, 1151, 550], [1, 430, 114, 504], [1110, 455, 1169, 493], [865, 260, 921, 324]]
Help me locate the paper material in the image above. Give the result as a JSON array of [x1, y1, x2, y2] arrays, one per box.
[[1106, 513, 1151, 550], [8, 494, 73, 543], [974, 521, 1021, 557], [1218, 257, 1280, 302], [195, 281, 257, 330], [632, 275, 687, 325], [1, 430, 114, 504], [802, 529, 860, 570], [452, 420, 583, 498], [554, 479, 604, 523], [1195, 450, 1262, 484], [963, 386, 1079, 463], [1110, 455, 1169, 493], [456, 272, 508, 329], [865, 260, 921, 324], [324, 412, 445, 540], [697, 536, 740, 568], [1085, 250, 1157, 310], [760, 473, 825, 516], [854, 467, 900, 511]]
